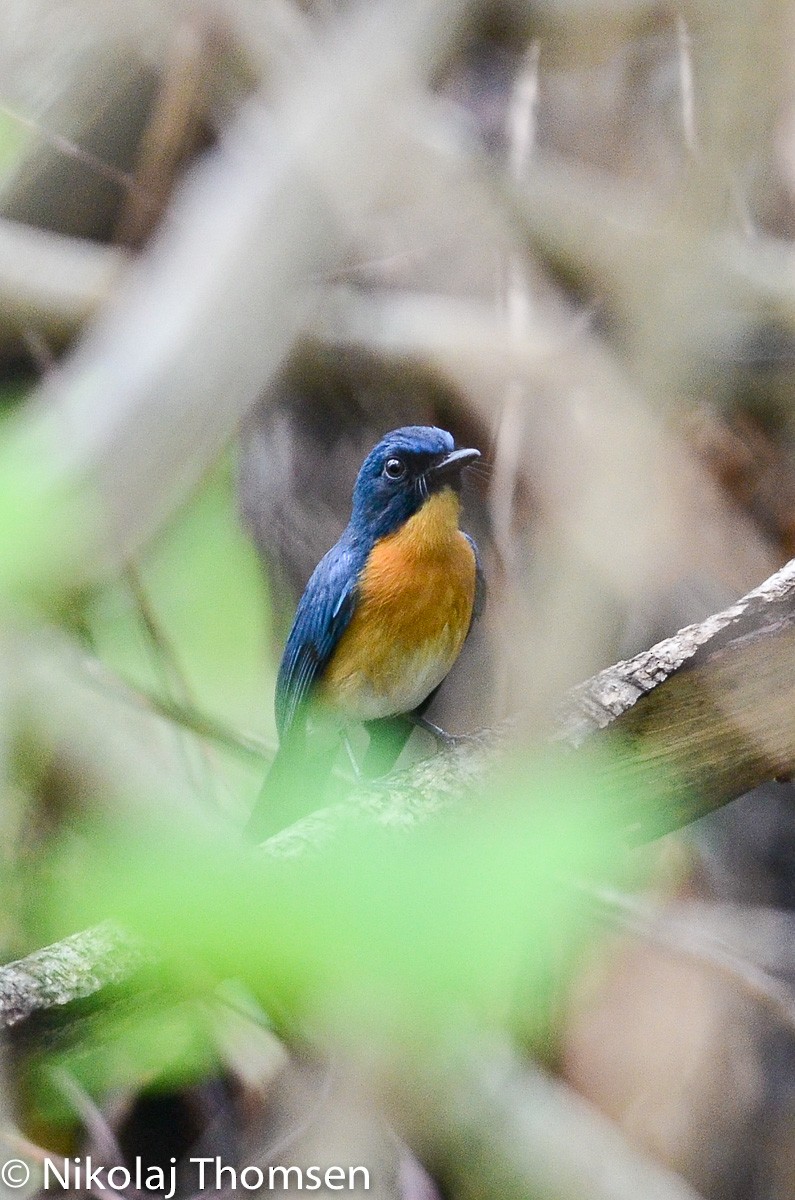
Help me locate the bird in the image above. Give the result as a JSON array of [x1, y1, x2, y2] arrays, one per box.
[[245, 425, 484, 842]]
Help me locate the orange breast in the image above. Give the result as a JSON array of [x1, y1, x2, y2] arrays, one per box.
[[322, 488, 477, 720]]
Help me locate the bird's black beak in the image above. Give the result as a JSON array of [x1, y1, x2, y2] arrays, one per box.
[[429, 447, 480, 482]]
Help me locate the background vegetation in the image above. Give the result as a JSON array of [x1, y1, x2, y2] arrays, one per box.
[[2, 0, 795, 1197]]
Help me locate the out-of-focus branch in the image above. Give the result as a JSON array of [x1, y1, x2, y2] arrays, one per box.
[[0, 937, 711, 1200], [132, 687, 271, 763], [27, 0, 479, 576], [586, 887, 795, 1036], [66, 635, 271, 762], [8, 34, 789, 610], [385, 1040, 707, 1200], [114, 20, 206, 248], [494, 146, 795, 347], [660, 901, 795, 977], [0, 219, 125, 345], [316, 271, 776, 611]]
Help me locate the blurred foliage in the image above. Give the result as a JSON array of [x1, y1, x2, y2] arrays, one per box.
[[34, 750, 645, 1080], [30, 1002, 221, 1132], [0, 108, 29, 179], [0, 401, 95, 610], [4, 0, 795, 1192], [87, 455, 274, 736]]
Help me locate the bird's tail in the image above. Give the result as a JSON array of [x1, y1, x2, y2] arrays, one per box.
[[243, 729, 339, 843], [244, 716, 417, 843], [360, 715, 415, 776]]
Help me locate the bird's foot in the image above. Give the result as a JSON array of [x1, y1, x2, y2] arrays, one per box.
[[414, 716, 475, 750], [343, 734, 364, 779]]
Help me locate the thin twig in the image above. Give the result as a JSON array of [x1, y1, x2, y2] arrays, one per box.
[[0, 102, 140, 196], [50, 1067, 126, 1166], [136, 688, 271, 762], [125, 563, 220, 808], [584, 885, 795, 1037], [76, 637, 271, 760]]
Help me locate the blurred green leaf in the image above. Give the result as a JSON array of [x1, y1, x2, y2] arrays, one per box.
[[30, 1001, 220, 1129], [0, 406, 96, 608], [87, 456, 273, 735], [40, 749, 642, 1049], [0, 108, 30, 179]]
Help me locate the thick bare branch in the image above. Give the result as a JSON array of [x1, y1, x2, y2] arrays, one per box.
[[0, 921, 145, 1030], [558, 556, 795, 742], [0, 219, 124, 345]]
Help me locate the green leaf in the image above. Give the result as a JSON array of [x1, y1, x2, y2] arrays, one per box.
[[40, 749, 641, 1049]]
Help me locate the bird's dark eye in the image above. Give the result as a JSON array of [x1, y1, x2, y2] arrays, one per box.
[[383, 456, 407, 480]]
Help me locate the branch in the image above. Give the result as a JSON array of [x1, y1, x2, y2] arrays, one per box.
[[0, 921, 146, 1031], [557, 556, 795, 742], [0, 219, 124, 345], [6, 561, 795, 1200], [29, 0, 480, 574], [385, 1040, 707, 1200], [270, 554, 795, 853], [8, 555, 795, 1023], [585, 887, 795, 1037], [72, 640, 271, 762]]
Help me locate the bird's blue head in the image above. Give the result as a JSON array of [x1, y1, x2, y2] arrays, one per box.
[[348, 426, 480, 545]]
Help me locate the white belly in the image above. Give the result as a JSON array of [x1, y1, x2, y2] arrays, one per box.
[[335, 636, 460, 721]]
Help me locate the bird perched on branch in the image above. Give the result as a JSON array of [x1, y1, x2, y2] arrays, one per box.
[[245, 425, 484, 842]]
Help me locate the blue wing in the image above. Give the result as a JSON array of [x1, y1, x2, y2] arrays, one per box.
[[464, 533, 486, 625], [275, 539, 364, 742]]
